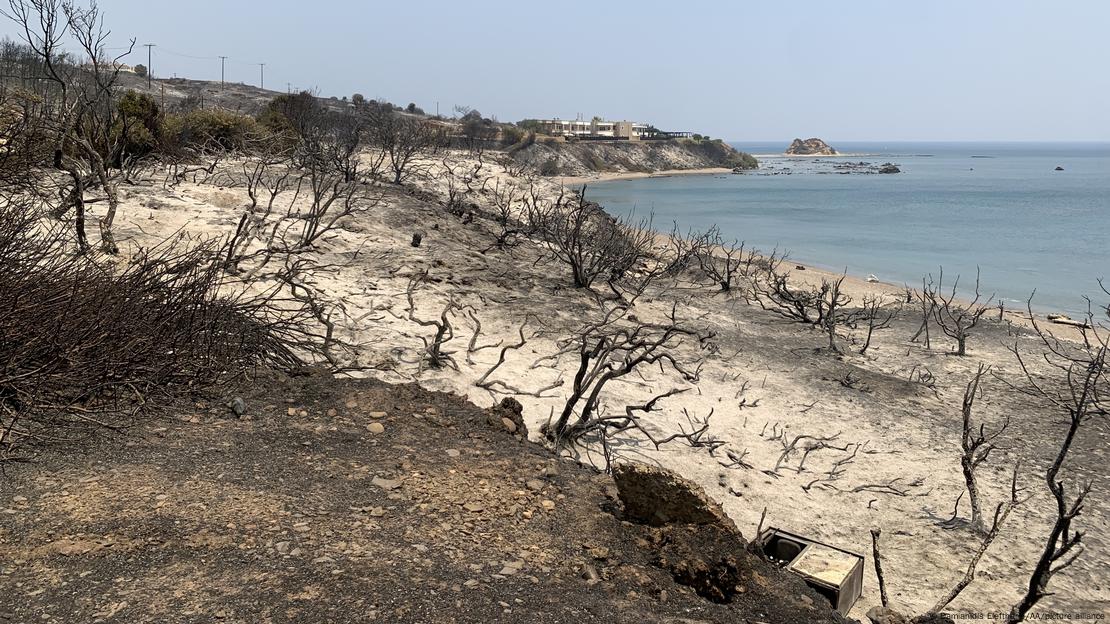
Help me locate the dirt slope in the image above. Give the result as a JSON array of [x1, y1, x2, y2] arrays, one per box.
[[0, 373, 849, 624]]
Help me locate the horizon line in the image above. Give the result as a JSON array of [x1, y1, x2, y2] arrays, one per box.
[[728, 139, 1110, 144]]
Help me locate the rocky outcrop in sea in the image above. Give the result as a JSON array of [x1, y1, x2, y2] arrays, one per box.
[[785, 137, 838, 155]]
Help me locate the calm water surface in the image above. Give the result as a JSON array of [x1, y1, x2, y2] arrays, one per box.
[[588, 142, 1110, 315]]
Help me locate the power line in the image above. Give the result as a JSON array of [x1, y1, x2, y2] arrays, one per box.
[[124, 40, 274, 89], [154, 46, 217, 61]]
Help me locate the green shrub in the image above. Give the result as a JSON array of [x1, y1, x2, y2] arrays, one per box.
[[114, 90, 160, 159], [257, 91, 319, 137], [162, 109, 259, 152]]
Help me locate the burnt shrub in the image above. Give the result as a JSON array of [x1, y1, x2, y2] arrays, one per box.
[[0, 205, 303, 461], [539, 157, 560, 176]]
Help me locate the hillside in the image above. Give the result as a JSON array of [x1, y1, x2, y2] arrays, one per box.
[[508, 139, 759, 176], [116, 74, 287, 113], [111, 75, 757, 177], [0, 374, 849, 624]]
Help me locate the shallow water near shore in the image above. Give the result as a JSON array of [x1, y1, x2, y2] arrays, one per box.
[[589, 142, 1110, 316]]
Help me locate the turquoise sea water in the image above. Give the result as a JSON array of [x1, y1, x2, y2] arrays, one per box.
[[587, 142, 1110, 316]]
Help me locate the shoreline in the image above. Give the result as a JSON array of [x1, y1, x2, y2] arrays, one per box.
[[577, 169, 1091, 337], [581, 167, 1101, 328], [754, 152, 885, 159], [557, 167, 733, 187]]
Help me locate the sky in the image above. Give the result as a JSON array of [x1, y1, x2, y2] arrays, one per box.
[[3, 0, 1108, 142]]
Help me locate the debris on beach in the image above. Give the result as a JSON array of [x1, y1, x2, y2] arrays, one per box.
[[1047, 313, 1089, 328]]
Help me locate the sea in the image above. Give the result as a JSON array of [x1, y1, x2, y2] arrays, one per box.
[[587, 142, 1110, 316]]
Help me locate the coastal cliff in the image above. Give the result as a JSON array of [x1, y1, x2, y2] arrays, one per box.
[[508, 138, 759, 176], [785, 137, 837, 155]]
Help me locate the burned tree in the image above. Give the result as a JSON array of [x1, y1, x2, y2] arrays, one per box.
[[753, 259, 827, 325], [285, 112, 385, 249], [401, 271, 461, 371], [874, 466, 1027, 620], [910, 277, 935, 349], [949, 364, 1009, 534], [370, 109, 446, 185], [691, 226, 758, 293], [926, 268, 992, 356], [819, 273, 855, 353], [223, 133, 298, 271], [753, 265, 864, 352], [928, 466, 1024, 616], [859, 295, 897, 355], [3, 0, 137, 253], [527, 186, 654, 291], [318, 110, 373, 182], [480, 179, 526, 254], [658, 223, 704, 277], [1004, 296, 1107, 622], [541, 303, 714, 452], [440, 153, 488, 217], [295, 158, 379, 249]]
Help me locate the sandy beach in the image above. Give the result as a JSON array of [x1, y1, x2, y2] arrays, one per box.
[[557, 167, 734, 187]]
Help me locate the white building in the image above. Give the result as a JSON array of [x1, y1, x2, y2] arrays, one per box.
[[534, 117, 653, 140]]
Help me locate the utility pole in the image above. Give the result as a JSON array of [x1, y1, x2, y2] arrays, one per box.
[[143, 43, 155, 89], [218, 56, 226, 85], [258, 63, 265, 89]]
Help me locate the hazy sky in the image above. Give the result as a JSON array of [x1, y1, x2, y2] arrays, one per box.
[[4, 0, 1108, 142]]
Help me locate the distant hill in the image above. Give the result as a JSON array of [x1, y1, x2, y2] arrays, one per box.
[[116, 73, 288, 113]]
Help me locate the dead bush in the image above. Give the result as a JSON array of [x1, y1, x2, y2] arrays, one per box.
[[527, 186, 654, 291], [0, 205, 305, 461]]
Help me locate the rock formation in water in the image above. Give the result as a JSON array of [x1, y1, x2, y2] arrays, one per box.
[[785, 137, 837, 156], [878, 163, 901, 174]]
